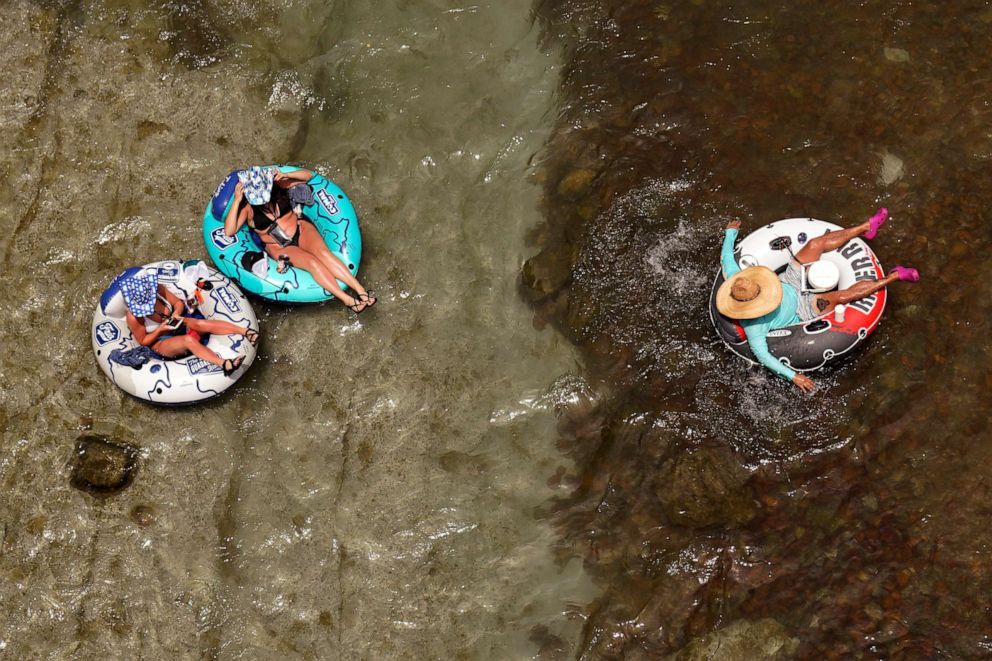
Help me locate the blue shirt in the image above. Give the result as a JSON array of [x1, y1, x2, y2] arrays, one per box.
[[721, 228, 799, 381]]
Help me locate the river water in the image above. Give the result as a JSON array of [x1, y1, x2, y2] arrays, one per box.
[[525, 0, 992, 658], [0, 0, 597, 658], [3, 0, 992, 659]]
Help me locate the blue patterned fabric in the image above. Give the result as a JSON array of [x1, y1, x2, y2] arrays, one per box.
[[108, 345, 161, 367], [237, 166, 275, 205], [288, 183, 314, 207], [120, 269, 158, 317]]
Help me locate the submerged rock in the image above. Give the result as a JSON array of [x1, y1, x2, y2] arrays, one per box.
[[877, 150, 905, 186], [521, 245, 575, 300], [129, 505, 156, 527], [557, 168, 598, 199], [70, 435, 139, 496], [667, 619, 798, 661], [655, 446, 757, 529], [883, 47, 911, 63]]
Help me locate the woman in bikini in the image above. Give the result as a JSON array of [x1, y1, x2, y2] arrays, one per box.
[[124, 282, 258, 376], [223, 166, 377, 313]]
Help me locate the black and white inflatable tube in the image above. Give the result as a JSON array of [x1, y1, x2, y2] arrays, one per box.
[[709, 218, 887, 372], [92, 260, 258, 405]]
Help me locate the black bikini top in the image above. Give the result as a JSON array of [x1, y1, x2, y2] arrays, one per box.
[[248, 187, 292, 231]]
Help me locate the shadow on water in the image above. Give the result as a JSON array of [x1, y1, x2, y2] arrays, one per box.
[[527, 0, 992, 657]]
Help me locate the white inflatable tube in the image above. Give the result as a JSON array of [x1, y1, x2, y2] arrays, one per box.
[[92, 260, 258, 405]]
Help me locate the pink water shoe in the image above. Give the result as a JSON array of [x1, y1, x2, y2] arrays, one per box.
[[891, 265, 920, 282], [863, 207, 889, 240]]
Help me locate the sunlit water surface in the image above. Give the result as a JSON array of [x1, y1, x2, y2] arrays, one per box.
[[0, 0, 598, 658]]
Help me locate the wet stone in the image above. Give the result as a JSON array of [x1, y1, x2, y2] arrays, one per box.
[[667, 618, 798, 660], [26, 515, 47, 535], [654, 446, 757, 529], [521, 245, 574, 300], [70, 435, 139, 497], [883, 47, 911, 63], [438, 450, 488, 476], [129, 505, 155, 527], [529, 625, 569, 660], [556, 168, 598, 199]]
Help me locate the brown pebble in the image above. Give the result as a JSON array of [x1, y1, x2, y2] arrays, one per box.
[[130, 505, 155, 527], [26, 515, 47, 535]]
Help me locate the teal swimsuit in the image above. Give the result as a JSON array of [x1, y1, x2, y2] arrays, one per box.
[[721, 228, 799, 381]]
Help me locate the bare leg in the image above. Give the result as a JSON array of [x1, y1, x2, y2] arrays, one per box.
[[813, 272, 900, 315], [795, 221, 871, 264], [267, 244, 362, 309], [296, 221, 371, 296], [153, 335, 227, 366], [184, 317, 251, 337]]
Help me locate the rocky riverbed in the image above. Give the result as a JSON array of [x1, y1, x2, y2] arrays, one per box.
[[523, 0, 992, 657]]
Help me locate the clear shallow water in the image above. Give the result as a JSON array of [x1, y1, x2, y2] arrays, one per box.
[[0, 0, 597, 658]]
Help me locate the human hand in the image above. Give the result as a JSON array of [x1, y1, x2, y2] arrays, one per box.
[[726, 219, 742, 231], [792, 373, 815, 392], [234, 182, 244, 199]]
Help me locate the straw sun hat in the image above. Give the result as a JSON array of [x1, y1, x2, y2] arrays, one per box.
[[715, 266, 783, 319]]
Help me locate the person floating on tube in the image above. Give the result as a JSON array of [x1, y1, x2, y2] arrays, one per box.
[[716, 209, 919, 392], [224, 166, 377, 313]]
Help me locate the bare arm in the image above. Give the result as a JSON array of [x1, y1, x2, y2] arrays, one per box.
[[159, 285, 185, 322], [223, 182, 251, 237], [126, 311, 171, 347], [274, 168, 314, 188]]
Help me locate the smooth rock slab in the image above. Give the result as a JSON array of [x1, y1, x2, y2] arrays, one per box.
[[667, 619, 798, 661], [655, 445, 757, 529], [70, 435, 139, 496]]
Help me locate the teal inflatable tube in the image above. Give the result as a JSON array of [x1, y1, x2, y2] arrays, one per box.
[[202, 165, 362, 303]]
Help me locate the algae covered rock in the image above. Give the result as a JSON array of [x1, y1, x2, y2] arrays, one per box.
[[557, 168, 598, 199], [522, 245, 575, 300], [667, 619, 798, 661], [70, 435, 139, 496], [655, 446, 757, 529]]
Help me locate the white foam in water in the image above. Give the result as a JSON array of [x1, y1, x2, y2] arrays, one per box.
[[646, 217, 711, 298]]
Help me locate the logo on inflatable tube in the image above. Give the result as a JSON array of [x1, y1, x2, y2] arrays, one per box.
[[211, 227, 237, 251], [216, 286, 241, 313], [839, 242, 882, 315], [157, 262, 180, 281], [315, 189, 340, 216], [186, 357, 223, 376], [95, 321, 120, 345]]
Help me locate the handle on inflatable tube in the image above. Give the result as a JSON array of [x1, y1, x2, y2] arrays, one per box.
[[244, 268, 290, 295]]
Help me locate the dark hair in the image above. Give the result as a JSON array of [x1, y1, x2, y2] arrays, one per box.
[[249, 185, 290, 212]]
